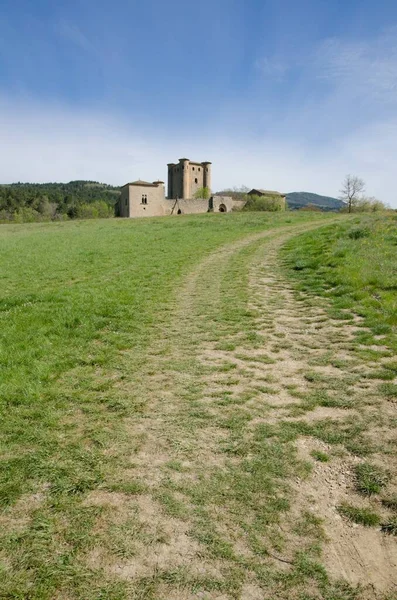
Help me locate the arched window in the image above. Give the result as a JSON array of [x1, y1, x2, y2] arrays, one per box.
[[195, 178, 198, 184], [142, 194, 147, 204]]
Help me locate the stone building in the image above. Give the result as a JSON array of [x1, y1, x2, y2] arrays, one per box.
[[118, 180, 167, 218], [167, 159, 212, 200], [117, 158, 233, 218]]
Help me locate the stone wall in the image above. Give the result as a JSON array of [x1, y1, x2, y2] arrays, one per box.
[[174, 198, 210, 214], [119, 186, 130, 217], [211, 196, 233, 213], [169, 196, 233, 215], [126, 184, 166, 218], [231, 199, 247, 211]]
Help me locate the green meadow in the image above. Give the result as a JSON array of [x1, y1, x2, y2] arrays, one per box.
[[0, 211, 396, 600], [283, 214, 397, 359]]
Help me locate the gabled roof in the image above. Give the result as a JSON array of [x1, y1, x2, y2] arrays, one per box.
[[249, 189, 286, 197], [121, 180, 160, 188]]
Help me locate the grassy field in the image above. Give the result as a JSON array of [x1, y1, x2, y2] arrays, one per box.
[[0, 211, 396, 599], [282, 214, 397, 358]]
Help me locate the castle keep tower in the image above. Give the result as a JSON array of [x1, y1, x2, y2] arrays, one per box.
[[167, 158, 212, 199]]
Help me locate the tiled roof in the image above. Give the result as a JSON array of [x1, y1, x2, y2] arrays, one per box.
[[121, 180, 159, 188]]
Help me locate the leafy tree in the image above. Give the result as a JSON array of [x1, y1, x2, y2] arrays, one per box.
[[193, 187, 211, 200], [38, 197, 57, 219]]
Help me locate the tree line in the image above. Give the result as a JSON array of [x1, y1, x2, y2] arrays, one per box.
[[0, 181, 120, 223]]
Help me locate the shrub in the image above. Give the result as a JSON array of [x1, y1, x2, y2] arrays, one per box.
[[348, 227, 370, 240], [243, 194, 285, 212]]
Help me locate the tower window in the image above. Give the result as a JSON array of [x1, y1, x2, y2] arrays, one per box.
[[141, 194, 147, 205], [198, 168, 201, 171], [192, 167, 195, 170], [195, 178, 198, 184]]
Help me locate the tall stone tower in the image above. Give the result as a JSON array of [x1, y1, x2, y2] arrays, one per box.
[[167, 158, 212, 199]]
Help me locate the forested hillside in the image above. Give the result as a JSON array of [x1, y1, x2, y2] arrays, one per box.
[[0, 181, 121, 222]]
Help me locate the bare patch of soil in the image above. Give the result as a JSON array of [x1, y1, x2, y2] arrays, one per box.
[[294, 438, 397, 592]]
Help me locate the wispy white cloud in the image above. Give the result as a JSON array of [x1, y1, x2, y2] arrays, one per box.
[[313, 27, 397, 105], [0, 97, 396, 206], [255, 56, 289, 81]]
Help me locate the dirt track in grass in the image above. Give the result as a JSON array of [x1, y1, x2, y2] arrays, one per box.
[[88, 223, 396, 599]]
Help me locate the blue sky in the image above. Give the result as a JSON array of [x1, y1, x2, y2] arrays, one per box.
[[1, 0, 397, 204]]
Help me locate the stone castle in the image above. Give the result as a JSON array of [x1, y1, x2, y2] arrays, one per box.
[[117, 158, 234, 218], [117, 157, 286, 218], [167, 158, 212, 200]]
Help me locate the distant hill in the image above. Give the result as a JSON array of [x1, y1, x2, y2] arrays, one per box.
[[286, 192, 345, 211]]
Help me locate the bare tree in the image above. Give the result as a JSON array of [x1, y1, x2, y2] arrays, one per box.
[[339, 175, 365, 213]]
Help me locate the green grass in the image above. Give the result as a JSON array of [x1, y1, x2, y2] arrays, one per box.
[[355, 463, 389, 495], [282, 214, 397, 355], [1, 211, 340, 599], [2, 210, 396, 599], [310, 450, 330, 463], [337, 503, 381, 527], [379, 382, 397, 399]]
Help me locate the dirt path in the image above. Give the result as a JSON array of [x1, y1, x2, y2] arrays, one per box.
[[85, 223, 396, 599]]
